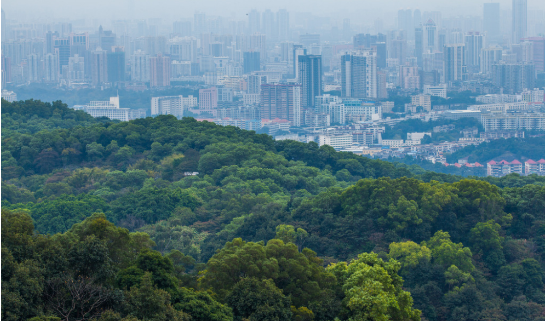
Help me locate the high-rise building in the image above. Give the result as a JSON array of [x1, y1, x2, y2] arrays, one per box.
[[390, 39, 407, 65], [173, 21, 192, 37], [483, 3, 500, 44], [107, 47, 125, 84], [131, 50, 150, 82], [91, 48, 108, 86], [149, 53, 170, 87], [169, 37, 198, 62], [492, 63, 535, 94], [522, 37, 545, 72], [261, 83, 302, 126], [415, 25, 424, 68], [243, 51, 260, 74], [99, 26, 116, 52], [44, 53, 58, 82], [277, 9, 289, 41], [199, 87, 218, 110], [464, 32, 485, 71], [193, 12, 206, 36], [262, 10, 275, 39], [69, 33, 89, 57], [298, 55, 322, 108], [248, 10, 261, 34], [444, 44, 466, 82], [424, 20, 438, 52], [512, 0, 527, 44], [481, 47, 503, 75], [54, 38, 70, 73], [293, 46, 306, 79], [27, 54, 40, 82], [1, 9, 7, 42], [248, 74, 267, 94], [341, 52, 377, 98], [67, 54, 85, 83]]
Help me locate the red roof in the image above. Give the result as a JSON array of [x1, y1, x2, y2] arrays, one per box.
[[465, 163, 473, 167], [511, 159, 522, 165], [454, 163, 462, 168], [443, 163, 449, 166], [499, 160, 510, 165], [488, 160, 497, 165], [538, 159, 545, 164], [474, 162, 483, 167], [526, 159, 537, 164]]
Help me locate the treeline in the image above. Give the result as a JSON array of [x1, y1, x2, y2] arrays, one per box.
[[2, 99, 545, 320], [2, 209, 421, 321], [382, 117, 482, 143]]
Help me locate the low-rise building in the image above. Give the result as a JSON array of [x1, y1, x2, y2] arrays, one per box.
[[487, 159, 523, 177]]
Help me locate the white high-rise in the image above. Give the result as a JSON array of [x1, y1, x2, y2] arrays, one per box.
[[131, 50, 150, 82]]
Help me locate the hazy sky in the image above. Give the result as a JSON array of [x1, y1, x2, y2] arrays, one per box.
[[3, 0, 545, 24]]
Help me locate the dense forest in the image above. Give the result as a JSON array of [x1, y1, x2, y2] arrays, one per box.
[[2, 99, 545, 320]]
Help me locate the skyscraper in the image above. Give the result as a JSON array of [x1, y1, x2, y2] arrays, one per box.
[[243, 51, 260, 74], [277, 9, 289, 41], [444, 44, 466, 82], [248, 10, 260, 35], [262, 10, 276, 39], [492, 62, 535, 94], [107, 47, 125, 84], [483, 3, 500, 44], [261, 84, 302, 126], [298, 55, 322, 108], [54, 38, 70, 73], [481, 47, 503, 75], [415, 25, 424, 68], [424, 20, 438, 52], [131, 50, 150, 82], [341, 52, 377, 99], [91, 48, 108, 86], [464, 32, 485, 71], [512, 0, 527, 44], [193, 12, 206, 36], [149, 53, 170, 87]]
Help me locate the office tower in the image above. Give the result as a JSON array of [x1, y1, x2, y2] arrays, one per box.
[[27, 54, 40, 82], [512, 0, 527, 44], [293, 46, 306, 78], [298, 55, 322, 108], [261, 84, 302, 126], [377, 71, 388, 99], [262, 10, 276, 39], [390, 39, 407, 65], [464, 32, 485, 71], [198, 87, 218, 110], [481, 47, 503, 75], [375, 42, 387, 69], [343, 19, 351, 41], [98, 26, 116, 52], [69, 33, 89, 57], [444, 44, 466, 82], [415, 26, 424, 68], [169, 37, 198, 62], [250, 33, 267, 59], [107, 47, 125, 84], [492, 63, 535, 94], [248, 10, 261, 34], [424, 20, 438, 52], [299, 34, 320, 47], [1, 9, 6, 42], [173, 21, 192, 37], [277, 9, 289, 41], [243, 51, 260, 74], [522, 37, 545, 72], [91, 48, 108, 86], [398, 9, 413, 36], [131, 50, 150, 82], [54, 38, 70, 73], [280, 42, 294, 62], [483, 3, 501, 44], [150, 53, 170, 87], [194, 12, 206, 36], [413, 9, 422, 27], [43, 53, 58, 82], [67, 54, 85, 83], [248, 74, 267, 94], [341, 52, 377, 98]]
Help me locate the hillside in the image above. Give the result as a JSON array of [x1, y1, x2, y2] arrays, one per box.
[[2, 99, 545, 321]]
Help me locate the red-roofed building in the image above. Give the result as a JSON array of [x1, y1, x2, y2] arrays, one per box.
[[526, 159, 545, 175], [487, 159, 523, 177]]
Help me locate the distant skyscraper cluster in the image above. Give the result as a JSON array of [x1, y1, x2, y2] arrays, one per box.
[[1, 1, 544, 133]]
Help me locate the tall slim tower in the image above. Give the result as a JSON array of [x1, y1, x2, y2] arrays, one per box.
[[444, 44, 466, 82], [512, 0, 527, 44], [483, 3, 500, 44], [248, 10, 261, 35], [298, 55, 322, 108], [277, 10, 289, 41], [341, 52, 377, 99]]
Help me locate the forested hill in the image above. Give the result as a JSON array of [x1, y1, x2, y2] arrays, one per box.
[[2, 99, 545, 321], [448, 136, 545, 164]]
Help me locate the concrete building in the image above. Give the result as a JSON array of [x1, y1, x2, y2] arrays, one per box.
[[423, 84, 447, 98], [341, 51, 377, 98], [260, 83, 302, 126], [444, 44, 466, 82], [2, 90, 17, 102], [73, 96, 131, 122], [199, 87, 218, 110], [151, 95, 197, 118], [298, 55, 322, 108], [131, 50, 150, 82], [411, 94, 432, 111], [150, 53, 170, 87], [481, 112, 545, 131], [512, 0, 527, 44]]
